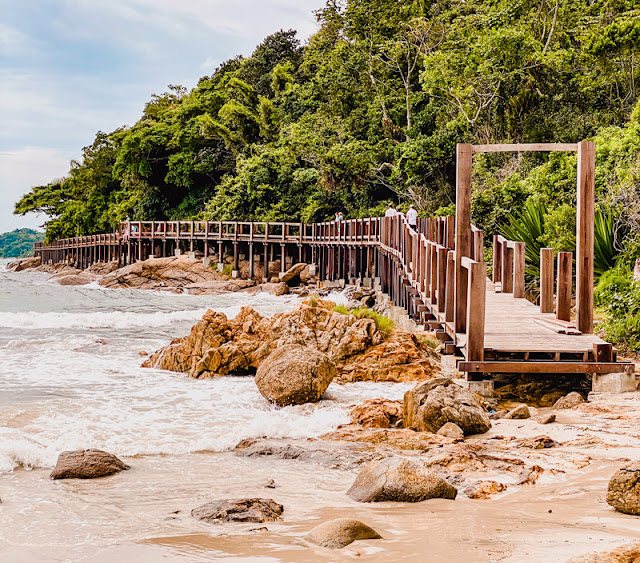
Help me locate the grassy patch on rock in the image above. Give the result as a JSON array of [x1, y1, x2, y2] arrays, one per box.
[[332, 305, 394, 338]]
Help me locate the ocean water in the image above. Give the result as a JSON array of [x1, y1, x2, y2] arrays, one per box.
[[0, 259, 407, 473]]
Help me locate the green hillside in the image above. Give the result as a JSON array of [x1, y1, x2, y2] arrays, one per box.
[[0, 229, 44, 258]]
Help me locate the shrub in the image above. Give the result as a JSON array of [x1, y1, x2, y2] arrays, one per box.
[[594, 266, 640, 354], [332, 305, 394, 337]]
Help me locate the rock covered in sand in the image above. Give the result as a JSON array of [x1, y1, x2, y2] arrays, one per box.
[[255, 344, 337, 406], [464, 480, 506, 499], [50, 449, 130, 479], [347, 457, 457, 502], [403, 378, 491, 436], [191, 498, 283, 523], [304, 518, 382, 548], [607, 462, 640, 515], [437, 422, 465, 440], [553, 392, 585, 409], [349, 399, 403, 428], [504, 404, 531, 419]]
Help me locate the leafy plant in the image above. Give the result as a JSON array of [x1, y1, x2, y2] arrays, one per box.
[[333, 305, 394, 337]]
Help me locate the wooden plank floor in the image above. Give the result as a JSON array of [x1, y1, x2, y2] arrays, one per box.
[[482, 279, 606, 354]]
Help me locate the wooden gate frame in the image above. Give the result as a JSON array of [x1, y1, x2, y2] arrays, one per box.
[[455, 142, 595, 335]]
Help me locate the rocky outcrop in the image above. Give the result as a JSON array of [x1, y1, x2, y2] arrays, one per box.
[[255, 344, 337, 406], [144, 300, 436, 387], [304, 519, 382, 548], [98, 256, 249, 292], [607, 462, 640, 515], [403, 378, 491, 436], [50, 449, 130, 479], [337, 330, 440, 383], [7, 256, 41, 271], [191, 498, 283, 523], [347, 457, 457, 502], [553, 392, 586, 409], [349, 399, 403, 428], [280, 263, 306, 284]]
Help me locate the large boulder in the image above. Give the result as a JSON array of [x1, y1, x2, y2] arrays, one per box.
[[403, 378, 491, 436], [255, 344, 337, 406], [607, 462, 640, 515], [280, 263, 306, 284], [7, 256, 41, 271], [191, 498, 283, 523], [304, 518, 382, 548], [50, 449, 130, 479], [347, 457, 457, 502]]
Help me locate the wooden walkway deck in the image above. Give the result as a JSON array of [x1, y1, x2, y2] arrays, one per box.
[[33, 141, 635, 380]]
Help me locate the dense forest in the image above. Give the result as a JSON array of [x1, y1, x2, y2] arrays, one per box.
[[0, 229, 44, 258], [14, 0, 640, 350]]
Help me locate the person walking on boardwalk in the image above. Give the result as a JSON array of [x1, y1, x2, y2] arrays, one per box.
[[385, 203, 397, 217], [406, 204, 418, 229]]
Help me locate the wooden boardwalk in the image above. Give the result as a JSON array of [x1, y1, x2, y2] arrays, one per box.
[[33, 141, 635, 380]]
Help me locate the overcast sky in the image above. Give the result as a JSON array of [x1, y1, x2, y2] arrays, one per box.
[[0, 0, 323, 233]]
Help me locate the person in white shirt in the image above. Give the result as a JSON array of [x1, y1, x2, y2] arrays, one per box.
[[384, 203, 397, 217], [406, 204, 418, 229]]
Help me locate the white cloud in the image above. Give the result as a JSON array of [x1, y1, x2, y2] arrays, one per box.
[[0, 147, 72, 232]]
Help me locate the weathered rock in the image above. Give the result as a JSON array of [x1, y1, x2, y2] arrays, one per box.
[[437, 422, 465, 440], [7, 256, 41, 271], [255, 344, 337, 406], [515, 435, 557, 449], [403, 378, 491, 436], [280, 263, 306, 284], [191, 498, 283, 523], [182, 279, 254, 294], [321, 426, 453, 451], [337, 329, 440, 383], [272, 282, 290, 296], [349, 399, 403, 428], [607, 462, 640, 515], [347, 457, 457, 502], [566, 541, 640, 563], [533, 413, 556, 424], [144, 300, 384, 379], [464, 480, 506, 499], [504, 404, 531, 419], [55, 273, 96, 286], [553, 392, 586, 409], [304, 518, 382, 548], [98, 256, 239, 292], [50, 449, 130, 479]]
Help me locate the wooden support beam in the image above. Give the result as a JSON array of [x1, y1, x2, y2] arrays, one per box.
[[593, 343, 613, 363], [502, 246, 514, 293], [454, 144, 473, 333], [556, 251, 573, 322], [472, 143, 579, 154], [576, 141, 595, 334], [457, 361, 633, 374], [513, 241, 526, 298], [492, 235, 501, 283], [445, 250, 455, 323], [466, 261, 487, 362], [540, 248, 554, 313]]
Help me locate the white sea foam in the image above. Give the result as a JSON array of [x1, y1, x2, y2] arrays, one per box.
[[0, 266, 409, 473]]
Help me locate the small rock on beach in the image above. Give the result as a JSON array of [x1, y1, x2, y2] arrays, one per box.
[[50, 449, 130, 480], [304, 518, 382, 548], [191, 498, 284, 523]]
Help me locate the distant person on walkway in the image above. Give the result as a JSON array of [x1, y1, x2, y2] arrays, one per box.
[[406, 204, 418, 229], [385, 203, 397, 217], [335, 211, 344, 221]]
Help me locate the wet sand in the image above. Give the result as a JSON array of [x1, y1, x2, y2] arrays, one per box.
[[0, 445, 638, 562]]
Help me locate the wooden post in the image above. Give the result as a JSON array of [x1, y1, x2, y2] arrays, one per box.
[[576, 141, 595, 334], [466, 262, 487, 361], [249, 242, 254, 279], [437, 246, 447, 313], [556, 251, 573, 322], [455, 144, 473, 333], [502, 246, 514, 293], [513, 242, 526, 298], [540, 248, 554, 313], [473, 230, 484, 262], [492, 235, 501, 283], [445, 250, 455, 322]]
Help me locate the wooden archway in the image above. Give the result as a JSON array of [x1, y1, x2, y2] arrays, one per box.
[[454, 142, 595, 334]]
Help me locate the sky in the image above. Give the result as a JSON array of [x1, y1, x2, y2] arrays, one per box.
[[0, 0, 323, 233]]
